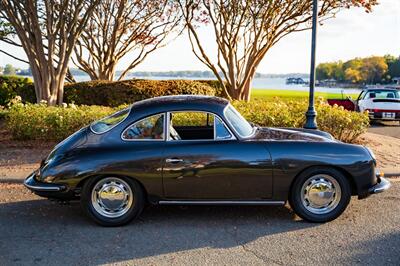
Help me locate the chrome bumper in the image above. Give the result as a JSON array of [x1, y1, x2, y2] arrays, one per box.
[[24, 172, 65, 192], [368, 176, 391, 194]]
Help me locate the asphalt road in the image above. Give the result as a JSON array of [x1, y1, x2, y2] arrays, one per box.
[[0, 181, 399, 266], [368, 121, 400, 138]]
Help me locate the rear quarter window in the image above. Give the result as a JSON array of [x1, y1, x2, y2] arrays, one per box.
[[90, 108, 130, 134]]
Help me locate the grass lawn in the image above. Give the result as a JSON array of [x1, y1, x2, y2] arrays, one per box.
[[251, 89, 359, 100]]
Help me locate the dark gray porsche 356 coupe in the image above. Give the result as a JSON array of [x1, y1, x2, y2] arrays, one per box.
[[24, 95, 390, 226]]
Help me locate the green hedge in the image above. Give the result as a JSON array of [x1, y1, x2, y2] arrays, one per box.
[[64, 79, 217, 106], [0, 76, 219, 106], [6, 97, 368, 142], [5, 102, 117, 140], [233, 98, 369, 143], [0, 75, 35, 105]]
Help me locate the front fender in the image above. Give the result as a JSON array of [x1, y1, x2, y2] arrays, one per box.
[[265, 141, 375, 200]]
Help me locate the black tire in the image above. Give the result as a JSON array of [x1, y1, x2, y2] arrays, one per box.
[[80, 176, 145, 226], [289, 167, 351, 223]]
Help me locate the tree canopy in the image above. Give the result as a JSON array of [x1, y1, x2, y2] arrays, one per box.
[[316, 55, 399, 84], [179, 0, 378, 101]]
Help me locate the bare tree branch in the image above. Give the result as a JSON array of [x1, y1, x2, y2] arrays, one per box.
[[72, 0, 183, 81], [180, 0, 378, 101], [0, 0, 99, 105], [0, 49, 29, 64]]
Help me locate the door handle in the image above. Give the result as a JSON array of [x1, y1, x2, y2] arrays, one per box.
[[165, 158, 183, 164]]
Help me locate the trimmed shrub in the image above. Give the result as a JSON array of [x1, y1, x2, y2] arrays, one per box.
[[63, 79, 217, 106], [196, 80, 225, 96], [233, 98, 369, 143], [0, 105, 7, 119], [0, 75, 35, 105], [6, 97, 369, 142], [6, 102, 117, 140], [0, 77, 218, 106]]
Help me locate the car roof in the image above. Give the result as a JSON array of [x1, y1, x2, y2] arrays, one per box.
[[130, 95, 230, 115], [363, 88, 398, 92]]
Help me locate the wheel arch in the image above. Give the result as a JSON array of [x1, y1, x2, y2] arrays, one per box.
[[75, 174, 149, 202], [288, 165, 358, 197]]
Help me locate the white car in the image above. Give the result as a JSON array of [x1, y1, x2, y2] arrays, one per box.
[[356, 88, 400, 123]]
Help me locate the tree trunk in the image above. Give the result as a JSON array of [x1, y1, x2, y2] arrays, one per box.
[[226, 73, 255, 102], [241, 77, 253, 102], [29, 62, 67, 106], [98, 63, 116, 81]]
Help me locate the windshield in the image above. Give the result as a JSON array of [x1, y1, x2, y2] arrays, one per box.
[[224, 105, 254, 138], [90, 107, 130, 134], [364, 90, 399, 99]]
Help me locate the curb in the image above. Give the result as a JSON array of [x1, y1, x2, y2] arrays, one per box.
[[0, 178, 25, 184], [384, 173, 400, 178], [380, 168, 400, 178]]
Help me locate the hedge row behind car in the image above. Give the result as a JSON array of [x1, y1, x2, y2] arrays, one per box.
[[0, 75, 34, 106], [5, 97, 369, 143], [233, 98, 369, 143], [0, 76, 220, 106]]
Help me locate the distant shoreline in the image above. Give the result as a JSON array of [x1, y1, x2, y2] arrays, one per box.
[[6, 74, 363, 94], [12, 69, 309, 79]]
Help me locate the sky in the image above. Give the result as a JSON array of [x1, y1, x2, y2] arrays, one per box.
[[1, 0, 399, 74]]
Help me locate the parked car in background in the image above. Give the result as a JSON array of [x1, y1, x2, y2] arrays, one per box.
[[356, 88, 400, 122], [328, 88, 400, 124], [24, 95, 390, 226]]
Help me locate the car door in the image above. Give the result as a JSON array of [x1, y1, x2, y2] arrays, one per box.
[[162, 112, 273, 199], [357, 90, 368, 112]]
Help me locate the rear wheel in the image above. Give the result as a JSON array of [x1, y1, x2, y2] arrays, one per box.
[[289, 167, 351, 223], [81, 176, 144, 226]]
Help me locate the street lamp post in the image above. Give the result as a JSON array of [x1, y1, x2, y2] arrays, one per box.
[[304, 0, 318, 129]]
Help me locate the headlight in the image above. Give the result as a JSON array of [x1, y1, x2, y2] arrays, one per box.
[[365, 147, 376, 160]]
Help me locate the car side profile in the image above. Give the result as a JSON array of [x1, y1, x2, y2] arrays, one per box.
[[24, 95, 390, 226]]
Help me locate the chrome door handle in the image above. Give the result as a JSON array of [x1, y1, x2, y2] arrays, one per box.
[[165, 158, 183, 163]]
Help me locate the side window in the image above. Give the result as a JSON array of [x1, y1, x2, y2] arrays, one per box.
[[366, 92, 375, 99], [170, 111, 214, 140], [122, 114, 165, 140], [172, 112, 213, 127], [215, 117, 232, 140], [91, 107, 130, 134], [169, 111, 233, 141]]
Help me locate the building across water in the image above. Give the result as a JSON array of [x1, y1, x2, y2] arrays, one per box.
[[286, 77, 306, 85]]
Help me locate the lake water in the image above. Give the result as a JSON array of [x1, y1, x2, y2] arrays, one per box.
[[24, 75, 362, 95]]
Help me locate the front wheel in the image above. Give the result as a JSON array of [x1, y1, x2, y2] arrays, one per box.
[[289, 167, 351, 223], [81, 176, 145, 226]]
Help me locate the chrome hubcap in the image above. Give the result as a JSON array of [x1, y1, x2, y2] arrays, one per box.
[[300, 174, 341, 215], [91, 177, 133, 218]]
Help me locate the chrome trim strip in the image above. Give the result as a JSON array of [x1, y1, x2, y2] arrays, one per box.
[[23, 179, 63, 192], [158, 200, 285, 205], [165, 158, 184, 163], [369, 177, 391, 194]]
